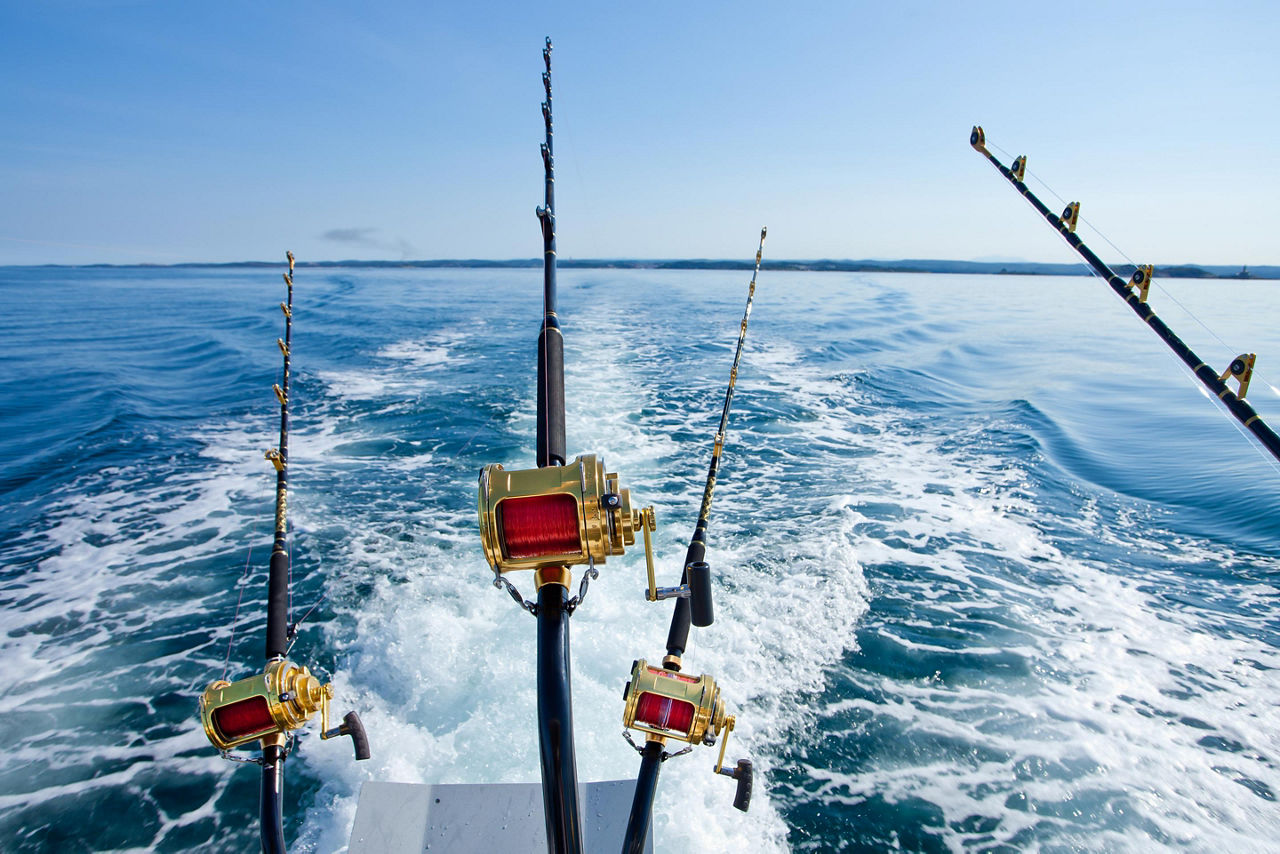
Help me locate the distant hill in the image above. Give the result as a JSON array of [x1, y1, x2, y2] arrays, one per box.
[[30, 259, 1280, 278]]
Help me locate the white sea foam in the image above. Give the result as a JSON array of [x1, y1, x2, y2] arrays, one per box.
[[11, 271, 1280, 852], [291, 309, 867, 853]]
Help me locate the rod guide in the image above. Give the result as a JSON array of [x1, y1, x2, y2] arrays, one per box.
[[1010, 155, 1027, 182], [1220, 353, 1256, 398], [1061, 201, 1080, 233], [1125, 265, 1154, 302]]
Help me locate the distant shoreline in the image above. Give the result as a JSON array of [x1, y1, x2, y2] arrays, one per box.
[[8, 259, 1278, 279]]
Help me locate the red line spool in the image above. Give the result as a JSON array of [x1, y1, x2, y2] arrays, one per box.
[[212, 695, 275, 742], [500, 493, 580, 559], [635, 691, 695, 735]]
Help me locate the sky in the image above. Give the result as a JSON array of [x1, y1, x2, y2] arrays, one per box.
[[2, 1, 1278, 266]]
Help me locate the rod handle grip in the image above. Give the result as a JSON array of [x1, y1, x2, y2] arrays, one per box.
[[687, 561, 714, 627]]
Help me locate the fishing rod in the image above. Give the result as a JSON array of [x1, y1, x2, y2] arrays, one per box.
[[199, 253, 369, 853], [477, 40, 758, 853], [478, 38, 648, 854], [970, 126, 1280, 463], [619, 229, 766, 854]]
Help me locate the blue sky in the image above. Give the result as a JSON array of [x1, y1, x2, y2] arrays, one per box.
[[2, 1, 1277, 265]]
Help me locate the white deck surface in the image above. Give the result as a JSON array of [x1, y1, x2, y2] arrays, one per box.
[[348, 779, 652, 853]]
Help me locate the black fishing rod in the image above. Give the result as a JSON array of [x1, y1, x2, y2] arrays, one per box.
[[620, 230, 766, 854], [259, 253, 296, 853], [199, 253, 368, 853], [970, 127, 1280, 463], [531, 37, 582, 854], [477, 38, 595, 854], [477, 41, 757, 854]]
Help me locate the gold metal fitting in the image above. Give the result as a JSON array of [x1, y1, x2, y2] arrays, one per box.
[[969, 125, 986, 152], [1220, 353, 1256, 399], [199, 660, 332, 751], [622, 659, 728, 747], [1010, 155, 1027, 182], [264, 448, 285, 472], [273, 384, 287, 406], [287, 251, 295, 274], [478, 454, 649, 573], [1061, 201, 1080, 233], [1126, 265, 1153, 302]]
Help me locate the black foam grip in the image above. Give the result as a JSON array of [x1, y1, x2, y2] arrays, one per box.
[[733, 759, 753, 813], [687, 561, 714, 627], [341, 711, 371, 761]]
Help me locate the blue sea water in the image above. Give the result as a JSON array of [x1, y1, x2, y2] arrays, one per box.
[[1, 265, 1279, 853]]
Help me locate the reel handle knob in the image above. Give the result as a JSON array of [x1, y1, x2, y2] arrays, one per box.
[[731, 759, 752, 812], [688, 561, 714, 627], [326, 711, 371, 760]]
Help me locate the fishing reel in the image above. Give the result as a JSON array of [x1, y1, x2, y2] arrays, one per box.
[[199, 660, 370, 760], [1220, 353, 1256, 399], [478, 454, 656, 586], [621, 659, 752, 812]]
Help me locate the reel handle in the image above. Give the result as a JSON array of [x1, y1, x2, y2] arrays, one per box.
[[687, 561, 714, 627], [718, 758, 752, 812], [732, 759, 752, 812], [325, 711, 371, 761], [716, 758, 752, 812]]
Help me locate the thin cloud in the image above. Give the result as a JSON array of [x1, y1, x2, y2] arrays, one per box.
[[322, 227, 380, 245], [321, 227, 417, 259]]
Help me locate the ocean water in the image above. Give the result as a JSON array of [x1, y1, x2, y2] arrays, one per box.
[[1, 265, 1279, 853]]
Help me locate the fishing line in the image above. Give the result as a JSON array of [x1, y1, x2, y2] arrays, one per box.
[[221, 476, 273, 683]]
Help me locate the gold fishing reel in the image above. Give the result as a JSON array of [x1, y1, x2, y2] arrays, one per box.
[[478, 454, 655, 582], [199, 660, 369, 759], [622, 659, 752, 811]]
